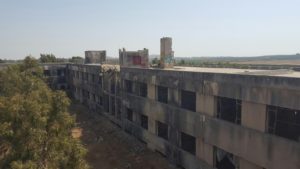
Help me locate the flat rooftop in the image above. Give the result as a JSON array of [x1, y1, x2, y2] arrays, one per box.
[[123, 66, 300, 78], [170, 66, 300, 78]]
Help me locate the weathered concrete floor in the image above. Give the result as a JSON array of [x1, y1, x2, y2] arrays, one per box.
[[70, 103, 177, 169]]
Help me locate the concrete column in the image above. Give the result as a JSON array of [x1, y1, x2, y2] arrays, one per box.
[[148, 117, 156, 135], [196, 94, 216, 117], [241, 101, 267, 132], [168, 88, 179, 106], [147, 84, 156, 100], [240, 158, 264, 169], [196, 138, 214, 166]]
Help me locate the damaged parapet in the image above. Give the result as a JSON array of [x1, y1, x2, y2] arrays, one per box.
[[85, 50, 106, 64], [119, 48, 149, 68], [160, 37, 174, 68]]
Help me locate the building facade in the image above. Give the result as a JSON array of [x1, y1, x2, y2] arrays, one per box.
[[42, 47, 300, 169]]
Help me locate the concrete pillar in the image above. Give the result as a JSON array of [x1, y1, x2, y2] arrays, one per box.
[[168, 88, 179, 106], [148, 117, 156, 135], [196, 138, 214, 166], [147, 84, 156, 100], [241, 101, 267, 132], [240, 158, 264, 169], [196, 94, 216, 117]]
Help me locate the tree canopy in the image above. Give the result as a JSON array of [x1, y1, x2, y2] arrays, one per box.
[[40, 54, 57, 63], [0, 56, 89, 169]]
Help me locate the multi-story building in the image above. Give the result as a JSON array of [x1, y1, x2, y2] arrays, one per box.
[[42, 39, 300, 169], [42, 63, 68, 90], [120, 66, 300, 169]]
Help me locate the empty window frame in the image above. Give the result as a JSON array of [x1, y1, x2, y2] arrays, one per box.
[[181, 90, 196, 112], [215, 148, 236, 169], [217, 97, 241, 124], [125, 80, 133, 93], [181, 132, 196, 155], [157, 121, 168, 140], [98, 95, 103, 105], [104, 94, 109, 113], [157, 86, 168, 103], [127, 108, 133, 121], [267, 105, 300, 141], [138, 82, 147, 97], [140, 114, 148, 130], [111, 81, 115, 94]]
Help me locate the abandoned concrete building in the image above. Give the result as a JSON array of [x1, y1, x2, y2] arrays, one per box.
[[43, 38, 300, 169]]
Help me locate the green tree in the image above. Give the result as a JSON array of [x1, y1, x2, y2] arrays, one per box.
[[40, 54, 57, 63], [69, 56, 84, 63], [0, 57, 89, 169], [151, 58, 159, 65]]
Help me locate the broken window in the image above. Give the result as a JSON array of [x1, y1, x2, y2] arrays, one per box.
[[104, 94, 109, 113], [157, 121, 168, 140], [181, 90, 196, 112], [139, 82, 147, 97], [98, 96, 103, 105], [157, 86, 168, 103], [127, 108, 133, 121], [141, 114, 148, 130], [125, 80, 133, 93], [267, 105, 300, 141], [111, 81, 115, 94], [217, 97, 241, 124], [181, 132, 196, 155], [215, 148, 237, 169]]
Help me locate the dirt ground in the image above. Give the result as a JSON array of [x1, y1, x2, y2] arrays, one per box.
[[70, 103, 177, 169]]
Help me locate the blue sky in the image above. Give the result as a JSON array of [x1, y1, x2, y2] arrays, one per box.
[[0, 0, 299, 59]]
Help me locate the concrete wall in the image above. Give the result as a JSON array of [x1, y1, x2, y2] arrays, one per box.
[[120, 67, 300, 169], [63, 64, 300, 169]]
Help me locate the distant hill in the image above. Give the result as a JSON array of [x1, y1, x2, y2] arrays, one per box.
[[175, 54, 300, 62]]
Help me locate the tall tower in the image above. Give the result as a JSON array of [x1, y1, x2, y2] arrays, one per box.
[[160, 37, 174, 68]]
